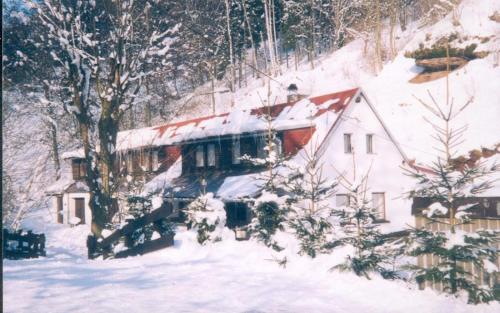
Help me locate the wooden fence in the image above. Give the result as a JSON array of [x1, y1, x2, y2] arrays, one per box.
[[88, 203, 174, 259], [3, 229, 46, 260], [415, 216, 500, 292]]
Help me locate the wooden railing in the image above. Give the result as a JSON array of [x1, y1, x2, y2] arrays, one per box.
[[87, 203, 175, 259], [3, 229, 46, 260]]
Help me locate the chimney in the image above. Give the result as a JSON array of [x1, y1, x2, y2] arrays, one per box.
[[287, 83, 300, 103]]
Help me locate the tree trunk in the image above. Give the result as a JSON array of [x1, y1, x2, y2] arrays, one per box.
[[242, 0, 259, 78], [224, 0, 236, 91]]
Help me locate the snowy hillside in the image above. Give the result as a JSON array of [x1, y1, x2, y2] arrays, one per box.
[[4, 0, 500, 312], [177, 0, 500, 166]]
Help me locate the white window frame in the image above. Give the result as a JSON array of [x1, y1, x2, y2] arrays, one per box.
[[372, 192, 386, 221], [257, 134, 267, 159], [207, 144, 216, 167], [232, 136, 241, 164], [126, 152, 134, 173], [366, 134, 374, 154], [344, 133, 352, 154], [141, 150, 150, 171], [152, 150, 159, 171], [195, 145, 205, 168]]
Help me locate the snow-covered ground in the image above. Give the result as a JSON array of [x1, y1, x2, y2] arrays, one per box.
[[4, 213, 499, 313]]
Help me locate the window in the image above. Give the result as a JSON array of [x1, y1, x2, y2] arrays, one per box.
[[152, 151, 159, 171], [366, 134, 374, 154], [256, 134, 267, 159], [372, 192, 386, 220], [72, 159, 86, 180], [273, 137, 282, 158], [140, 150, 150, 171], [496, 202, 500, 217], [126, 152, 134, 173], [344, 134, 352, 154], [336, 194, 350, 207], [207, 144, 216, 167], [195, 145, 204, 168], [232, 136, 241, 164]]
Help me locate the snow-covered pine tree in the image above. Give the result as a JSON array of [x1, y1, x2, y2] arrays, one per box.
[[241, 81, 296, 251], [186, 192, 227, 245], [287, 143, 337, 258], [403, 47, 499, 303], [331, 167, 400, 279]]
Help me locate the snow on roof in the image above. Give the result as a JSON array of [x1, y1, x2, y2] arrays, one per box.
[[116, 88, 359, 152], [45, 172, 75, 195], [61, 148, 85, 160]]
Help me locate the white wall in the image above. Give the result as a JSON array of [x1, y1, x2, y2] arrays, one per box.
[[53, 192, 92, 225], [318, 95, 415, 230]]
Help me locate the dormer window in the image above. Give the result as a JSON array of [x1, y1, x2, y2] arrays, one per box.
[[152, 150, 159, 171], [232, 136, 241, 164], [195, 145, 204, 168], [207, 144, 216, 167]]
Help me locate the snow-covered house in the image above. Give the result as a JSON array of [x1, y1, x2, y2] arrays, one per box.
[[114, 87, 417, 230], [47, 87, 421, 229], [45, 150, 92, 226]]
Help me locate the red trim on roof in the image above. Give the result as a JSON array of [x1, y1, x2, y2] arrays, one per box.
[[148, 88, 359, 143], [153, 113, 230, 137]]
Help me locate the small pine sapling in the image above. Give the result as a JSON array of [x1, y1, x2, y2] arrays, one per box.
[[331, 165, 400, 279], [403, 47, 499, 303], [244, 83, 294, 251], [287, 143, 337, 258]]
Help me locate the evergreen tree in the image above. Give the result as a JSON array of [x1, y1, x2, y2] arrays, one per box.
[[403, 51, 499, 303], [330, 171, 400, 279], [243, 83, 294, 250], [286, 144, 337, 258]]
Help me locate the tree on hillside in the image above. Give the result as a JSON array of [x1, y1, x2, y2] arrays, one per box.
[[30, 0, 178, 236]]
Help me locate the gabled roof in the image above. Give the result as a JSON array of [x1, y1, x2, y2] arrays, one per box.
[[116, 88, 359, 151]]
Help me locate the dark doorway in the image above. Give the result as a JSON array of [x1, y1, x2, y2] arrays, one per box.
[[74, 198, 86, 224], [225, 202, 250, 228]]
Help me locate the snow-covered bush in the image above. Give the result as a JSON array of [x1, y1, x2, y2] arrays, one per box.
[[186, 193, 226, 245], [249, 192, 291, 251]]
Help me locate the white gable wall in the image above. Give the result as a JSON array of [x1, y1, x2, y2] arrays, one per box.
[[317, 94, 414, 230]]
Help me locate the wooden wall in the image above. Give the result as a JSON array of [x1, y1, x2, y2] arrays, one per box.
[[415, 216, 500, 292]]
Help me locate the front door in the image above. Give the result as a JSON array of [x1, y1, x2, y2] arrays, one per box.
[[56, 196, 63, 223], [74, 198, 86, 224]]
